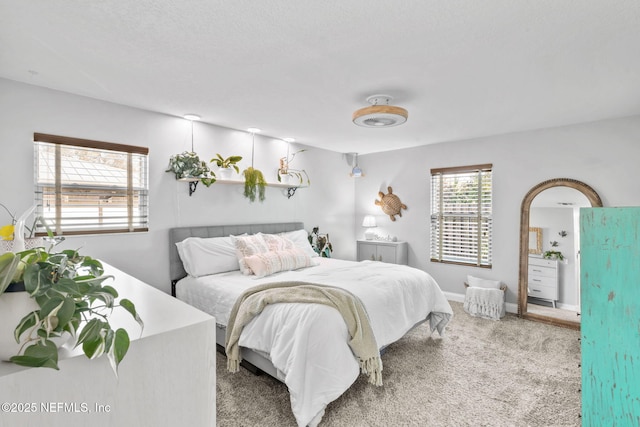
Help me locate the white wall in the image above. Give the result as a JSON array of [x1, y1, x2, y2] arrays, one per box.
[[356, 115, 640, 304], [0, 78, 355, 293], [4, 78, 640, 305]]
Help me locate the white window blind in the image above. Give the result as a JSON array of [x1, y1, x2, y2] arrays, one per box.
[[34, 133, 149, 236], [430, 164, 492, 267]]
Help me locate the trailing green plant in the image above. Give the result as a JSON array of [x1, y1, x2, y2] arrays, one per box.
[[0, 247, 143, 374], [543, 250, 564, 261], [166, 151, 216, 186], [211, 153, 242, 173], [242, 167, 267, 202]]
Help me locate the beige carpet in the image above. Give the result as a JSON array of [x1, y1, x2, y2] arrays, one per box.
[[216, 301, 581, 426]]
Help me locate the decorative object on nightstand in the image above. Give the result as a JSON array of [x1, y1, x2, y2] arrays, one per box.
[[542, 250, 564, 261], [362, 215, 377, 240], [375, 186, 407, 221], [357, 239, 407, 265], [308, 227, 332, 257]]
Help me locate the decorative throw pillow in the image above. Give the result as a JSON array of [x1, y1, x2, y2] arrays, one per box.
[[277, 229, 318, 258], [176, 236, 240, 277], [232, 234, 271, 275], [243, 248, 318, 278], [467, 275, 502, 289], [261, 233, 297, 252]]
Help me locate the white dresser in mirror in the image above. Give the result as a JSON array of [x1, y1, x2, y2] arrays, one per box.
[[528, 256, 559, 307]]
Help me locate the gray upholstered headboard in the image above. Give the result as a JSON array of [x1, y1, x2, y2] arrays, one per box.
[[169, 222, 304, 294]]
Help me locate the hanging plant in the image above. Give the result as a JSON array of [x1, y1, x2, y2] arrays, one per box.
[[243, 167, 267, 202], [166, 151, 216, 187]]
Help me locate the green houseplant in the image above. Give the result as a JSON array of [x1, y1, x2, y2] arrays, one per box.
[[211, 154, 242, 180], [166, 151, 216, 187], [543, 250, 565, 261], [277, 149, 310, 185], [242, 167, 267, 202], [0, 246, 143, 373]]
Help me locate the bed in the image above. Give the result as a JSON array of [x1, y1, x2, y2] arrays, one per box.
[[169, 223, 453, 427]]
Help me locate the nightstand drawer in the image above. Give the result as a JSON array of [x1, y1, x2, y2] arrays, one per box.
[[528, 283, 557, 300]]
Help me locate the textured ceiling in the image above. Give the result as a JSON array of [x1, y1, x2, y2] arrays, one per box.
[[1, 1, 639, 154]]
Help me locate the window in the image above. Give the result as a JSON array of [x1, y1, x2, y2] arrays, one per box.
[[430, 164, 492, 267], [34, 133, 149, 235]]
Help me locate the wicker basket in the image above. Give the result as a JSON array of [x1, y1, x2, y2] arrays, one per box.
[[464, 281, 508, 300]]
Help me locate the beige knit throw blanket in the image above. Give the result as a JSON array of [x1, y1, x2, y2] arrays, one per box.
[[225, 281, 383, 386]]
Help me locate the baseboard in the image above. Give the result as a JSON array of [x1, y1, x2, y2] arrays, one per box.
[[444, 291, 518, 314], [556, 302, 578, 312]]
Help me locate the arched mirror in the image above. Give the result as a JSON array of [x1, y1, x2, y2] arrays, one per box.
[[518, 178, 603, 329]]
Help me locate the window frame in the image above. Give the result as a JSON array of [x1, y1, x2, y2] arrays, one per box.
[[33, 133, 149, 236], [430, 163, 493, 268]]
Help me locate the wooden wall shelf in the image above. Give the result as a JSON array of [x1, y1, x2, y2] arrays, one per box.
[[178, 177, 307, 198]]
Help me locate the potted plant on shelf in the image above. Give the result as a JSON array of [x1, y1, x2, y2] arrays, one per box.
[[211, 153, 242, 180], [277, 149, 310, 186], [166, 151, 216, 187], [0, 242, 143, 374], [242, 167, 267, 202]]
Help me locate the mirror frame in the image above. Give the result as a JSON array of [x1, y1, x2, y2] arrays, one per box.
[[528, 227, 543, 255], [518, 178, 603, 329]]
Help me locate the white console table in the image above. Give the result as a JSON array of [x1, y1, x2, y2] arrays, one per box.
[[0, 263, 216, 427]]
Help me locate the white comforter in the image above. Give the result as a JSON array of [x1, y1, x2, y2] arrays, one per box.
[[177, 258, 452, 426]]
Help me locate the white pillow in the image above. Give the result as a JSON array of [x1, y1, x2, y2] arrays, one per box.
[[243, 248, 319, 278], [277, 229, 318, 258], [231, 234, 271, 275], [176, 236, 240, 277], [467, 275, 501, 289]]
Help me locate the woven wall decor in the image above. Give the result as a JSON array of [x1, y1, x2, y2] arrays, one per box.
[[375, 186, 407, 221]]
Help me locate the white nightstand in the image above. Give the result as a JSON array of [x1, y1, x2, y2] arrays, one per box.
[[357, 240, 408, 265]]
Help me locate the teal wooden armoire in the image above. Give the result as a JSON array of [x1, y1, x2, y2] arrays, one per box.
[[580, 207, 640, 425]]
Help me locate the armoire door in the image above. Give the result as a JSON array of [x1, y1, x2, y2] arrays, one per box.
[[580, 207, 640, 425]]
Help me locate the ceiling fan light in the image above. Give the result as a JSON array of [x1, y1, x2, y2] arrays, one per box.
[[352, 95, 408, 128]]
